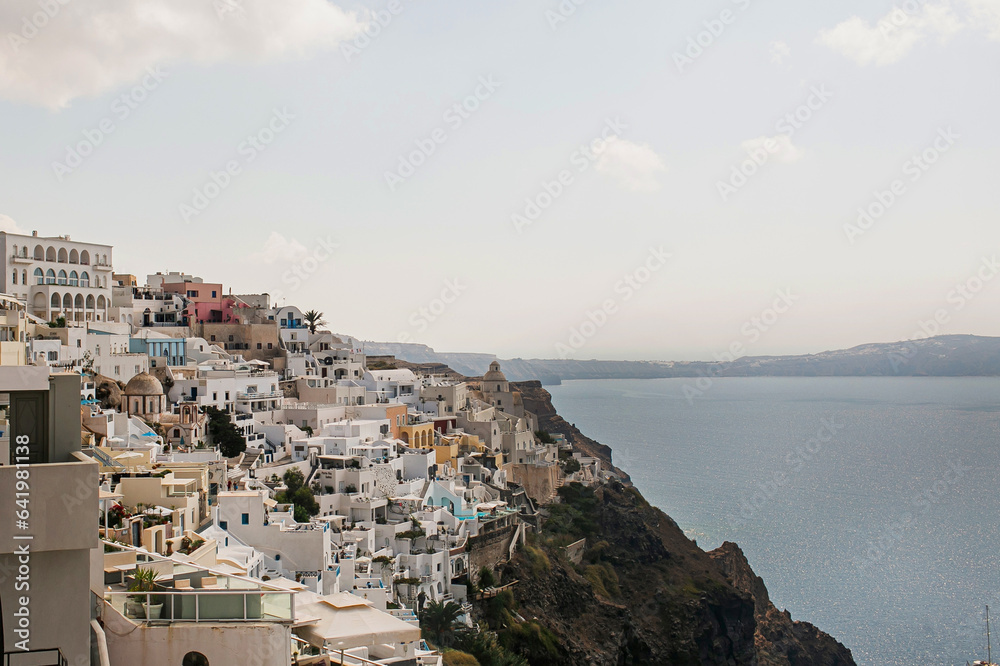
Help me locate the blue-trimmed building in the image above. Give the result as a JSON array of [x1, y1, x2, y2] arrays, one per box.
[[130, 336, 187, 367]]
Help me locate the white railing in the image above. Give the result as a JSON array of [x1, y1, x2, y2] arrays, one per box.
[[105, 589, 294, 624]]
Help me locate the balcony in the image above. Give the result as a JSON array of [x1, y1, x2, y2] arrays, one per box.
[[237, 391, 282, 401], [105, 589, 294, 624]]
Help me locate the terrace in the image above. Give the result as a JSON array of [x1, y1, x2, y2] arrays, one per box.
[[101, 544, 295, 625]]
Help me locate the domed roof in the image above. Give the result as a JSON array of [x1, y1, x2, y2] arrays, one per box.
[[483, 361, 507, 382], [124, 372, 164, 396]]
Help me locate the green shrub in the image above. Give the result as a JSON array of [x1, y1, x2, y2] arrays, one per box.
[[443, 651, 480, 666]]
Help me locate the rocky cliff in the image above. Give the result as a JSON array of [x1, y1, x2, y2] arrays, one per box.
[[494, 384, 855, 666]]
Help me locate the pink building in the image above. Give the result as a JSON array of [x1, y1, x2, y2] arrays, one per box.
[[161, 281, 239, 324]]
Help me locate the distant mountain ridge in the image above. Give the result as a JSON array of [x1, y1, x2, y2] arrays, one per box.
[[354, 335, 1000, 384]]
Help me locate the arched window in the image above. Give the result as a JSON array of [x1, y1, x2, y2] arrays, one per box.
[[57, 270, 67, 285], [33, 245, 44, 260], [11, 270, 16, 285], [45, 269, 55, 285], [57, 248, 68, 263], [21, 270, 26, 285], [45, 246, 56, 262], [69, 249, 79, 264], [34, 268, 43, 285], [50, 293, 60, 309], [80, 250, 90, 265], [80, 271, 90, 287], [69, 270, 78, 287], [63, 294, 72, 311], [86, 295, 95, 310]]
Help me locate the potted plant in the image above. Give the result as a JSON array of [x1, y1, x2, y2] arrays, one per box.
[[127, 567, 164, 619]]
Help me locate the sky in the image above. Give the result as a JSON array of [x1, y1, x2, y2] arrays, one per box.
[[0, 0, 998, 362]]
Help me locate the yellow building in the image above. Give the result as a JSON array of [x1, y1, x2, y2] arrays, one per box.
[[399, 422, 435, 449]]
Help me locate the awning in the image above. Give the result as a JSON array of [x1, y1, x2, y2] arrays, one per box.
[[295, 593, 421, 650]]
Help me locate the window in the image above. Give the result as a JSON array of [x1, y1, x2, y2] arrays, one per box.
[[228, 335, 234, 342], [210, 335, 216, 341], [257, 343, 262, 349], [182, 651, 209, 666], [241, 513, 249, 525], [267, 342, 273, 349], [211, 290, 217, 298], [219, 521, 227, 530]]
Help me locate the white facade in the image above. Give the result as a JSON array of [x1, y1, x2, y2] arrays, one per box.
[[0, 230, 114, 322]]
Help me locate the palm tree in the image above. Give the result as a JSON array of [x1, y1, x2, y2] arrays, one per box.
[[420, 600, 464, 646], [303, 310, 326, 334]]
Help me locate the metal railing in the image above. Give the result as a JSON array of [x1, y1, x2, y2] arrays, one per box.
[[105, 589, 295, 624]]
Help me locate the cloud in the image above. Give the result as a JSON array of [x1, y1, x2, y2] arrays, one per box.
[[595, 138, 667, 192], [769, 41, 791, 65], [252, 232, 309, 265], [0, 214, 27, 234], [0, 0, 364, 108], [741, 135, 803, 164], [963, 0, 1000, 38], [818, 3, 963, 66]]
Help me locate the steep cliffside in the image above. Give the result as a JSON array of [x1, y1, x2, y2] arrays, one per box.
[[496, 384, 855, 666]]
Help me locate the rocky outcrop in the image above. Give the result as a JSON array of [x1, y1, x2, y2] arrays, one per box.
[[513, 380, 629, 481], [494, 386, 855, 666], [709, 543, 855, 666], [94, 374, 122, 409], [502, 484, 854, 666]]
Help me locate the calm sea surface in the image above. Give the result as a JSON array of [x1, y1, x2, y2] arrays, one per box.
[[547, 377, 1000, 666]]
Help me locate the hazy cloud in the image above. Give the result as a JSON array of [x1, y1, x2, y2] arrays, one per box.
[[741, 135, 803, 164], [252, 231, 309, 265], [596, 138, 666, 192], [818, 3, 963, 66], [0, 0, 364, 108], [0, 214, 27, 234], [769, 41, 791, 65], [963, 0, 1000, 38]]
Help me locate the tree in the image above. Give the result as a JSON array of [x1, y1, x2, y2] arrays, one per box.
[[420, 600, 464, 646], [275, 469, 319, 523], [303, 310, 327, 334], [204, 407, 246, 458]]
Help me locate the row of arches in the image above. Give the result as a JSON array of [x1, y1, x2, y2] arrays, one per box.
[[400, 430, 434, 448], [12, 268, 103, 287], [10, 243, 108, 266], [32, 292, 107, 322]]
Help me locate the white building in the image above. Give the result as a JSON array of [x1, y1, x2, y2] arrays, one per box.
[[0, 230, 114, 322]]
